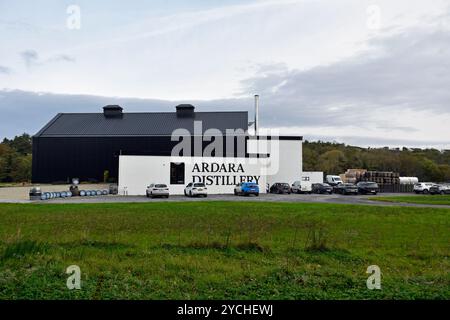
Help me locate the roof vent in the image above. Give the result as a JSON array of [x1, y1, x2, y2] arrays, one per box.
[[176, 104, 195, 118], [103, 105, 123, 118]]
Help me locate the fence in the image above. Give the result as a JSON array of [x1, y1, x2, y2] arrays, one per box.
[[379, 184, 414, 193]]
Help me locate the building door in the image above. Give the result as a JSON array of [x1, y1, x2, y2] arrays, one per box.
[[170, 162, 185, 185]]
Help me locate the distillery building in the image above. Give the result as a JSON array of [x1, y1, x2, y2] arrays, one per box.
[[32, 103, 304, 195]]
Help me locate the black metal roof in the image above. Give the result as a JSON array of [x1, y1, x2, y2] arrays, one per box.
[[35, 110, 249, 137]]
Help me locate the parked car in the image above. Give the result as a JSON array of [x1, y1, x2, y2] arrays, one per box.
[[312, 183, 333, 194], [184, 182, 208, 197], [269, 183, 291, 194], [429, 184, 450, 195], [325, 175, 343, 186], [234, 182, 259, 196], [291, 181, 312, 194], [334, 183, 359, 195], [413, 182, 436, 194], [357, 181, 379, 195], [146, 184, 169, 198]]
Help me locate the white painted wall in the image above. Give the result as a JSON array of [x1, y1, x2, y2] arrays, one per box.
[[119, 138, 303, 195], [119, 156, 269, 195], [266, 139, 303, 185], [302, 172, 324, 184], [246, 138, 303, 186]]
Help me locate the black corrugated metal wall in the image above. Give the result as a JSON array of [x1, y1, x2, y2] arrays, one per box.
[[32, 136, 246, 183]]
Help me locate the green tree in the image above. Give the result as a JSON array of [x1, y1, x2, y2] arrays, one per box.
[[3, 133, 32, 155], [10, 154, 32, 182], [420, 158, 442, 182], [318, 150, 346, 175]]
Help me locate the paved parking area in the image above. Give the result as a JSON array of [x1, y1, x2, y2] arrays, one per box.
[[9, 192, 448, 208]]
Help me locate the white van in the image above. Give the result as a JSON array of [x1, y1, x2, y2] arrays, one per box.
[[325, 175, 343, 186], [291, 181, 312, 194]]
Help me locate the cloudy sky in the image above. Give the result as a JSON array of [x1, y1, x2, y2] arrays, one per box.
[[1, 0, 450, 149]]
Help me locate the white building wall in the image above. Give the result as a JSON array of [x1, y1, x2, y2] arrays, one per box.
[[119, 137, 303, 195], [301, 171, 324, 184], [266, 139, 302, 185], [247, 138, 303, 186], [119, 156, 269, 195]]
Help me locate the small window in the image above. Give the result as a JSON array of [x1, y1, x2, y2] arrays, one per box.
[[170, 162, 185, 185]]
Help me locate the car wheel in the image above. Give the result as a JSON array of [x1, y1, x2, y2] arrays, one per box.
[[184, 190, 187, 196], [146, 193, 150, 198], [255, 193, 259, 197], [423, 189, 429, 194], [189, 191, 193, 197], [441, 191, 445, 195]]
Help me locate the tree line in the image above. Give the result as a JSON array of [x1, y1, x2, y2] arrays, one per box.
[[303, 141, 450, 182], [0, 134, 32, 183], [0, 134, 449, 183]]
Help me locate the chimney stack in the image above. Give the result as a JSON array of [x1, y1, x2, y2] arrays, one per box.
[[176, 104, 195, 118], [103, 105, 123, 118], [254, 95, 259, 136]]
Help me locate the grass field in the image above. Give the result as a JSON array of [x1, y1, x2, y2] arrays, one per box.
[[373, 195, 450, 206], [0, 202, 449, 300]]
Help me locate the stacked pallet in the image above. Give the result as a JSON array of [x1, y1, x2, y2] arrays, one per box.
[[360, 171, 400, 185], [341, 169, 367, 184]]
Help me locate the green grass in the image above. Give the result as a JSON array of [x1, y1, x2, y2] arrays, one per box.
[[0, 202, 449, 300], [373, 195, 450, 206]]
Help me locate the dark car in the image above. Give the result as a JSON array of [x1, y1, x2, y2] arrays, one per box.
[[270, 183, 291, 194], [429, 184, 450, 195], [334, 183, 359, 195], [357, 181, 379, 195], [312, 183, 333, 194]]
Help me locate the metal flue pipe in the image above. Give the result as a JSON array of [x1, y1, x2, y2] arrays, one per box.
[[254, 94, 259, 136]]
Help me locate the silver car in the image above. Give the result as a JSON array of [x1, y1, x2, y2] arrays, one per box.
[[146, 184, 169, 198]]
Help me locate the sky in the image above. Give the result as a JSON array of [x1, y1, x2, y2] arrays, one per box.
[[1, 0, 450, 149]]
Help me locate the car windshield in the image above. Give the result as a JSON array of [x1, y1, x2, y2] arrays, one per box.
[[155, 184, 167, 188], [194, 183, 205, 187]]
